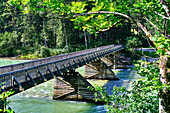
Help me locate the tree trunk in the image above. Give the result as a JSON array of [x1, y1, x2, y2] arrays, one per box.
[[109, 30, 111, 42], [88, 33, 91, 48], [52, 18, 57, 48], [100, 33, 103, 46], [14, 6, 18, 47], [53, 24, 57, 48], [23, 14, 26, 47], [55, 33, 57, 48], [84, 31, 88, 49], [43, 18, 48, 48], [159, 56, 170, 113], [63, 20, 69, 51], [136, 20, 170, 112]]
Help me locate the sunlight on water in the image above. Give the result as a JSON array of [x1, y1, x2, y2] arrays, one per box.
[[8, 97, 106, 113]]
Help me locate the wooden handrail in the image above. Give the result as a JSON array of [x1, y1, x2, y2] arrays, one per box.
[[0, 44, 124, 91], [0, 44, 123, 75]]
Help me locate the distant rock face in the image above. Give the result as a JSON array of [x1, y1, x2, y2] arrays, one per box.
[[13, 79, 55, 98]]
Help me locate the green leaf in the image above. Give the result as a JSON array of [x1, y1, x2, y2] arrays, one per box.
[[158, 44, 165, 49], [74, 26, 79, 29], [152, 37, 157, 41]]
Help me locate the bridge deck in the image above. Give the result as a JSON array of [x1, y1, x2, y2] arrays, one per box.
[[0, 44, 124, 92]]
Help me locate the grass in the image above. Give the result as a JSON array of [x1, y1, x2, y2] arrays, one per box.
[[0, 58, 29, 66]]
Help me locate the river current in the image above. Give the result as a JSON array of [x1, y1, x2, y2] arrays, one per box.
[[8, 68, 141, 113]]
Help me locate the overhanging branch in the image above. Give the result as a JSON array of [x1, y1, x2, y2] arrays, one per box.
[[100, 20, 129, 32], [159, 0, 170, 17], [144, 17, 164, 34], [73, 11, 133, 22], [68, 11, 155, 46], [58, 11, 169, 52], [154, 11, 170, 20]]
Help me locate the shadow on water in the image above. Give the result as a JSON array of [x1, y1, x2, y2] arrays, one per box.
[[103, 68, 142, 95]]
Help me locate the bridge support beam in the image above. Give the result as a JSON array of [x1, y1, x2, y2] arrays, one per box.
[[53, 71, 97, 102], [84, 58, 119, 80], [103, 52, 130, 69]]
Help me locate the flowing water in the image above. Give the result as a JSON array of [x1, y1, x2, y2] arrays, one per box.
[[7, 68, 142, 113]]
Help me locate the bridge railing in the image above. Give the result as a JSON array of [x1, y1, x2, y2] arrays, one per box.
[[0, 44, 124, 90], [0, 44, 119, 75]]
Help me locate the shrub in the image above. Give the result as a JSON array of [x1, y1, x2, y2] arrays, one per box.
[[0, 83, 15, 113], [51, 48, 68, 56], [89, 61, 160, 113], [39, 46, 51, 57]]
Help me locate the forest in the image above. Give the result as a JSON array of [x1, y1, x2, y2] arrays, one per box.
[[0, 0, 150, 59]]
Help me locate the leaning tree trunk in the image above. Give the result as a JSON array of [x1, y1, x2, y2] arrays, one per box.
[[159, 55, 170, 113], [136, 21, 170, 113], [159, 3, 169, 111]]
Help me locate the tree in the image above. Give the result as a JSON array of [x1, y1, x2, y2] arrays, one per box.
[[126, 36, 142, 57], [0, 32, 18, 55], [46, 14, 64, 48], [7, 0, 170, 112]]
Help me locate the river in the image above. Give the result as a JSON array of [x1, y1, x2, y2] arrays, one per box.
[[7, 67, 142, 113]]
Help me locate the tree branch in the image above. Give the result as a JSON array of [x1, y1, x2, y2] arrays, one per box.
[[136, 22, 153, 39], [144, 17, 164, 34], [154, 11, 170, 20], [71, 11, 157, 46], [159, 0, 170, 17], [100, 20, 128, 32], [73, 11, 133, 22], [58, 11, 169, 53]]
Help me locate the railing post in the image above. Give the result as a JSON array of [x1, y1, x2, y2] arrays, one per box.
[[60, 63, 62, 70], [36, 68, 38, 78], [11, 66, 14, 72], [25, 71, 28, 81], [114, 55, 116, 69], [54, 63, 56, 72], [46, 65, 48, 74], [77, 73, 79, 100], [11, 74, 14, 87]]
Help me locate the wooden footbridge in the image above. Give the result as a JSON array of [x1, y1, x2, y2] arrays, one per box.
[[0, 44, 129, 102]]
